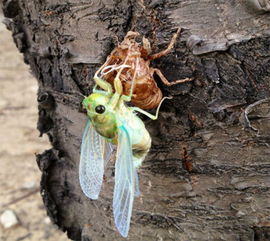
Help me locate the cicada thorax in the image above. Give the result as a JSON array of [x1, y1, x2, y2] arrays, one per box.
[[102, 44, 163, 109]]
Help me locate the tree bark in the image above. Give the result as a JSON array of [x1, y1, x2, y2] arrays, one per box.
[[2, 0, 270, 240]]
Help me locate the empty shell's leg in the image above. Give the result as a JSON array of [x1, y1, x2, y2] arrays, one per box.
[[149, 28, 181, 60], [152, 68, 193, 86]]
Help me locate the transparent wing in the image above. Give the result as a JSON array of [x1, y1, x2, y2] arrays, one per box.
[[103, 140, 115, 167], [79, 119, 113, 200], [113, 126, 135, 237], [134, 168, 140, 197]]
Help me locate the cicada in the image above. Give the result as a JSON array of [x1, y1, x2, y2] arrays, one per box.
[[98, 28, 193, 109], [79, 64, 165, 237]]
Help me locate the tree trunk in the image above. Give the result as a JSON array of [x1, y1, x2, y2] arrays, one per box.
[[2, 0, 270, 240]]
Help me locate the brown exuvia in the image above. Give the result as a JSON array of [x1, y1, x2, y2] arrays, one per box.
[[97, 28, 193, 109]]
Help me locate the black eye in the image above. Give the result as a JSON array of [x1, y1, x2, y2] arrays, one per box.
[[95, 105, 105, 114]]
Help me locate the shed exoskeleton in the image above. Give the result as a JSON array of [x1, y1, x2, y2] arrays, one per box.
[[97, 28, 193, 109]]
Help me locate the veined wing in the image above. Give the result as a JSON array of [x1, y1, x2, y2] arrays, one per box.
[[79, 119, 113, 200], [103, 139, 115, 167], [113, 125, 135, 237], [134, 168, 140, 197]]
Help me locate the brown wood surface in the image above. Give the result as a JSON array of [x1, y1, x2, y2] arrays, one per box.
[[2, 0, 270, 240]]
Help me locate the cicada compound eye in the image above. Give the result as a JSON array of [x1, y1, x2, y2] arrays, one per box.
[[95, 105, 106, 114]]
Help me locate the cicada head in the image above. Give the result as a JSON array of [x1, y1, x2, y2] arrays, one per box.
[[82, 93, 117, 139]]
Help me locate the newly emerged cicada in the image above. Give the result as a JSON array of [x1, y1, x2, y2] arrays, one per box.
[[79, 63, 166, 237], [98, 28, 193, 109]]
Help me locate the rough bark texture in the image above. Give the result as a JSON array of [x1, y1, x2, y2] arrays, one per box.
[[2, 0, 270, 240]]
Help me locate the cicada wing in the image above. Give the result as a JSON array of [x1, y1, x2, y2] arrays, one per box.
[[134, 168, 140, 197], [113, 126, 135, 237], [79, 119, 113, 200], [103, 140, 115, 167]]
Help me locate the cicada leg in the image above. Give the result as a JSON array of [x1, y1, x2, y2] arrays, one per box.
[[92, 55, 117, 96], [148, 28, 181, 60], [121, 57, 139, 103], [93, 74, 113, 96], [108, 77, 123, 108], [151, 68, 193, 86], [108, 48, 134, 108], [107, 75, 123, 109], [107, 62, 133, 108], [113, 56, 132, 97], [131, 96, 172, 120]]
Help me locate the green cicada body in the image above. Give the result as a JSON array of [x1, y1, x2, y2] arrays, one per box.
[[79, 70, 152, 237], [79, 63, 167, 237]]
